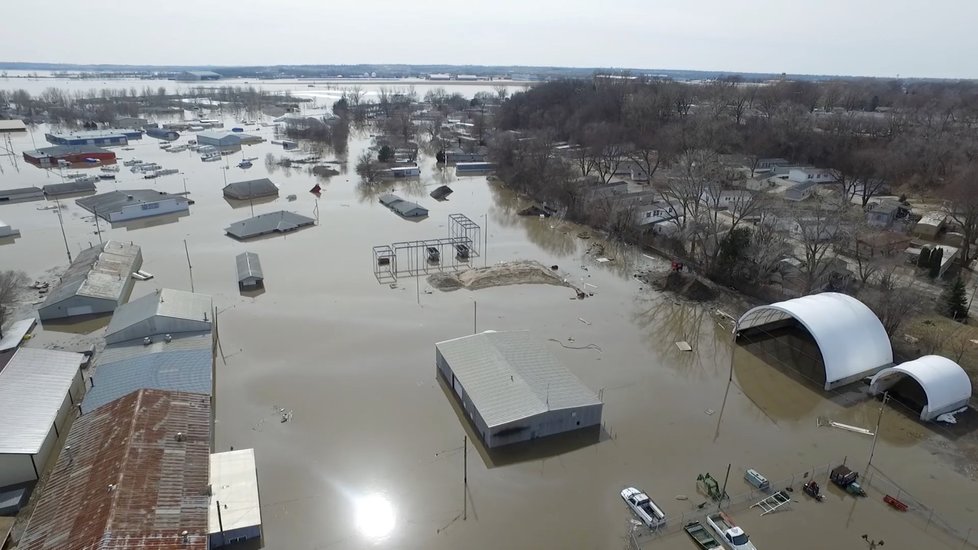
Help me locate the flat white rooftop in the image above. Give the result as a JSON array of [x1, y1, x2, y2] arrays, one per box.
[[209, 448, 262, 534]]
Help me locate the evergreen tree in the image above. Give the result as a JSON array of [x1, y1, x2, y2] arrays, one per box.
[[929, 247, 944, 278], [939, 277, 969, 321], [917, 247, 932, 268]]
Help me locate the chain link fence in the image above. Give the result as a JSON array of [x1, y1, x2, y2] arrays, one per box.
[[625, 460, 977, 550]]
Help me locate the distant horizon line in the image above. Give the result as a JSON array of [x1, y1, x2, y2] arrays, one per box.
[[0, 61, 972, 82]]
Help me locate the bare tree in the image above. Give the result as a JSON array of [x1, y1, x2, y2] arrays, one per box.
[[792, 197, 844, 293], [943, 158, 978, 265], [0, 270, 29, 337]]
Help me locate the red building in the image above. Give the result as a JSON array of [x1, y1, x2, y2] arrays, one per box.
[[23, 145, 117, 168]]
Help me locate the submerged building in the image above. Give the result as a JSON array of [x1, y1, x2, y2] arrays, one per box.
[[223, 178, 279, 200], [76, 189, 191, 222], [379, 193, 428, 218], [435, 331, 603, 448], [225, 211, 315, 239], [38, 240, 142, 321], [23, 145, 116, 168]]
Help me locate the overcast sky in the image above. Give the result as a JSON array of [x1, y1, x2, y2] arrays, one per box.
[[3, 0, 976, 79]]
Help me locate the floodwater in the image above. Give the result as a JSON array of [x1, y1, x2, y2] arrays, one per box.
[[1, 78, 977, 550]]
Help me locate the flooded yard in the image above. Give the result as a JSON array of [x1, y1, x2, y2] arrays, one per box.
[[1, 78, 976, 549]]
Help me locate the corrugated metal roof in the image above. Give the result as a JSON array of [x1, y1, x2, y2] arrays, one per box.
[[18, 389, 211, 550], [196, 130, 239, 142], [225, 211, 315, 239], [235, 252, 263, 281], [42, 180, 97, 196], [435, 331, 602, 428], [209, 449, 262, 534], [223, 178, 278, 200], [81, 347, 213, 414], [24, 144, 111, 157], [40, 240, 141, 308], [97, 331, 212, 366], [105, 289, 213, 343], [76, 190, 189, 216], [0, 348, 84, 454]]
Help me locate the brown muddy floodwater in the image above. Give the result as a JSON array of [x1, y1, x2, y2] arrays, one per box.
[[1, 78, 977, 550]]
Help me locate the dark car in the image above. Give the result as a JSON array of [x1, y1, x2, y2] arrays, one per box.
[[455, 244, 470, 259], [426, 246, 440, 262]]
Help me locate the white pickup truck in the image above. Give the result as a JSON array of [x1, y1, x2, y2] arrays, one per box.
[[706, 512, 757, 550]]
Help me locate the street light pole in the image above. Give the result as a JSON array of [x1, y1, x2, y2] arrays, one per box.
[[864, 392, 889, 478]]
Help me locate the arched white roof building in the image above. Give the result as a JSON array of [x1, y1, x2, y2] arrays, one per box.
[[870, 356, 972, 421], [735, 292, 893, 390]]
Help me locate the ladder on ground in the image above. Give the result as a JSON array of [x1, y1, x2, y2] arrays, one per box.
[[750, 490, 791, 516]]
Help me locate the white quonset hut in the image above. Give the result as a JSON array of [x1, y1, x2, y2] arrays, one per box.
[[435, 331, 603, 448], [38, 241, 142, 321], [735, 292, 893, 390], [209, 449, 263, 548], [0, 348, 85, 488], [870, 356, 972, 421], [104, 289, 213, 344]]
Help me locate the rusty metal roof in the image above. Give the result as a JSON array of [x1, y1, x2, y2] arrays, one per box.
[[19, 389, 211, 550]]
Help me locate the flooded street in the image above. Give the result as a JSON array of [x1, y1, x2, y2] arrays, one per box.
[[2, 77, 977, 549]]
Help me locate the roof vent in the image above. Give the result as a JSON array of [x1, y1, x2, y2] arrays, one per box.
[[126, 194, 134, 200], [107, 484, 116, 492], [175, 431, 186, 442], [164, 333, 173, 343]]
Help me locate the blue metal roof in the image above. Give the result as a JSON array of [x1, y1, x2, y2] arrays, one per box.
[[81, 348, 212, 414]]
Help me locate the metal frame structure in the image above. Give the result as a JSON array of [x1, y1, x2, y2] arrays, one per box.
[[372, 214, 481, 283]]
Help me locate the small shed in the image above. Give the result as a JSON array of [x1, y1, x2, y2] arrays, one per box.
[[430, 185, 453, 200], [196, 131, 241, 149], [209, 449, 263, 548], [784, 181, 816, 202], [236, 252, 264, 289], [913, 212, 947, 240]]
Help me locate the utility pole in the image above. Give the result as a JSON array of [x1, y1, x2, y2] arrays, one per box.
[[473, 301, 477, 334], [184, 239, 194, 292], [94, 207, 102, 244], [864, 392, 889, 478], [55, 197, 72, 262], [718, 463, 731, 511], [463, 435, 468, 521]]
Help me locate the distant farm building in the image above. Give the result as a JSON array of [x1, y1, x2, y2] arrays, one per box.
[[236, 252, 264, 289], [223, 178, 279, 200], [23, 145, 116, 168], [784, 181, 817, 202], [0, 219, 21, 239], [146, 126, 180, 140], [76, 189, 190, 222], [788, 167, 836, 184], [225, 211, 316, 239], [0, 348, 86, 488], [735, 292, 893, 390], [0, 120, 27, 133], [435, 331, 603, 448], [17, 389, 212, 550], [38, 241, 142, 321], [178, 70, 222, 81], [456, 162, 496, 175]]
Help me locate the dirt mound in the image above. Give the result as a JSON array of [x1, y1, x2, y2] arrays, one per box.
[[428, 261, 575, 293], [649, 271, 717, 302]]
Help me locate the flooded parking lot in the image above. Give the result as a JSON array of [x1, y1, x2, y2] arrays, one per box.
[[2, 78, 977, 549]]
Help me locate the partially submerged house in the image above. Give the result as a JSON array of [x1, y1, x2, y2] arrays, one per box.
[[38, 240, 142, 321], [76, 189, 191, 222], [379, 194, 429, 218], [223, 178, 279, 200], [225, 211, 316, 239]]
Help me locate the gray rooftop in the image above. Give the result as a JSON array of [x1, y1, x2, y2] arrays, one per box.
[[41, 240, 141, 307], [96, 330, 212, 367], [0, 348, 84, 454], [42, 180, 97, 196], [435, 331, 602, 428], [225, 210, 316, 239], [24, 144, 112, 157], [236, 252, 263, 282], [105, 289, 213, 344], [379, 193, 428, 217], [81, 346, 213, 414], [223, 178, 279, 200], [76, 189, 188, 215]]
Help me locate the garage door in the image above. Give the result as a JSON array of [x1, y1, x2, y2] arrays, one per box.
[[66, 305, 95, 316]]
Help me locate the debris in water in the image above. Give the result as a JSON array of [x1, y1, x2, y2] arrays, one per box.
[[577, 232, 590, 239], [705, 409, 715, 416], [596, 257, 612, 263], [578, 317, 591, 326], [675, 495, 688, 501], [675, 341, 692, 352], [936, 406, 968, 424], [816, 416, 874, 436], [287, 194, 297, 201]]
